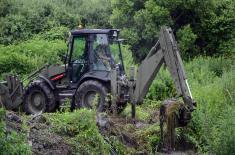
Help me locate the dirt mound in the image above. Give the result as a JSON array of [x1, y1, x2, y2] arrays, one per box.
[[5, 111, 22, 132], [97, 106, 196, 154], [96, 112, 160, 154], [5, 112, 72, 155], [28, 115, 72, 155], [5, 109, 196, 154]]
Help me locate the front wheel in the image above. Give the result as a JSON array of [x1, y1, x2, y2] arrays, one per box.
[[23, 80, 56, 114], [74, 80, 109, 112]]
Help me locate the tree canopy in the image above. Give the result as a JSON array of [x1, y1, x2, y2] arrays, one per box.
[[0, 0, 234, 61], [110, 0, 235, 61]]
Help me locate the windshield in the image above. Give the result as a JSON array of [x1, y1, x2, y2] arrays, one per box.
[[92, 34, 124, 72]]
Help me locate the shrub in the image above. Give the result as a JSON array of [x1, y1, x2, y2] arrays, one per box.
[[46, 109, 110, 155], [189, 70, 235, 154], [36, 26, 69, 41], [146, 68, 177, 101], [144, 56, 235, 154], [176, 24, 197, 59], [0, 38, 66, 76]]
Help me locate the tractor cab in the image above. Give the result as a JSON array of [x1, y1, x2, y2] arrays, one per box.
[[65, 29, 125, 83]]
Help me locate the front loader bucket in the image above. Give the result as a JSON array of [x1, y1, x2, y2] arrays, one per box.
[[0, 75, 23, 110]]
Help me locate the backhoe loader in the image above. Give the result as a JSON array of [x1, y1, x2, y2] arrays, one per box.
[[0, 26, 195, 132]]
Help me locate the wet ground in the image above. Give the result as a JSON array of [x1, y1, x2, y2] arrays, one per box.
[[5, 110, 197, 155], [5, 111, 72, 155]]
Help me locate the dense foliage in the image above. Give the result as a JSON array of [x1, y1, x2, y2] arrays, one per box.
[[47, 109, 110, 154], [111, 0, 235, 61], [0, 0, 112, 45], [0, 37, 66, 76], [186, 57, 235, 154], [0, 0, 234, 154], [147, 57, 235, 154]]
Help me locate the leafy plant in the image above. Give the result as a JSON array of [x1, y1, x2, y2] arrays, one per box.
[[0, 38, 66, 76], [46, 109, 110, 154]]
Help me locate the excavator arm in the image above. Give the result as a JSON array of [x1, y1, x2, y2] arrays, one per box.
[[133, 26, 195, 111]]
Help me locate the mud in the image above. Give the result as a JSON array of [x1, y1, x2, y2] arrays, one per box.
[[4, 109, 196, 155], [97, 112, 160, 154], [5, 112, 72, 155], [28, 115, 72, 155], [5, 111, 22, 132]]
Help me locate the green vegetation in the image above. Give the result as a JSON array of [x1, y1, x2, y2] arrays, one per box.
[[187, 57, 235, 154], [147, 57, 235, 154], [111, 0, 235, 62], [0, 38, 66, 76], [46, 109, 110, 154], [0, 0, 111, 45], [0, 108, 31, 155], [0, 0, 234, 154]]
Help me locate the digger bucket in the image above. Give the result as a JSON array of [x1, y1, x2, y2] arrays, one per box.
[[0, 74, 23, 110]]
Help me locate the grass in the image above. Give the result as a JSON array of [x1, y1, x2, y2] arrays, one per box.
[[145, 56, 235, 154], [45, 109, 110, 155]]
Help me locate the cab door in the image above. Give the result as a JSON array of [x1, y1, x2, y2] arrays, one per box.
[[69, 36, 88, 83]]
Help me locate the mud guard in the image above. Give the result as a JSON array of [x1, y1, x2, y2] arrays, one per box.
[[78, 70, 111, 86], [38, 74, 55, 90]]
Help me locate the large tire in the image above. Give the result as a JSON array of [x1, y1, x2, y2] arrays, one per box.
[[74, 80, 109, 112], [23, 80, 56, 114]]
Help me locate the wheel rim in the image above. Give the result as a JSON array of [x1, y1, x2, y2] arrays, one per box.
[[84, 91, 101, 109], [28, 90, 46, 114]]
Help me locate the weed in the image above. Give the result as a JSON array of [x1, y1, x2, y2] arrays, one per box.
[[46, 109, 110, 154]]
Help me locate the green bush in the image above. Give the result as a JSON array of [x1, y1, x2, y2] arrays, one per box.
[[0, 38, 66, 76], [176, 24, 197, 59], [46, 109, 109, 155], [36, 26, 69, 41], [189, 69, 235, 155], [145, 56, 235, 154], [182, 57, 234, 154], [111, 0, 235, 62], [0, 0, 112, 45], [146, 68, 176, 101]]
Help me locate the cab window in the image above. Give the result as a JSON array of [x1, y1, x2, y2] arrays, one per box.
[[71, 37, 86, 62], [92, 34, 113, 70]]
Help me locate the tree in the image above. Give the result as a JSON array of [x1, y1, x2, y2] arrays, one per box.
[[0, 0, 112, 45], [111, 0, 235, 62], [0, 0, 14, 17]]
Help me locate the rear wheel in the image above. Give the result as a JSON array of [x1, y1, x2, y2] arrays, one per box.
[[74, 80, 109, 112], [23, 80, 56, 114]]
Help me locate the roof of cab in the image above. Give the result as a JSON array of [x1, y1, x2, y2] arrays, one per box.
[[70, 29, 119, 36]]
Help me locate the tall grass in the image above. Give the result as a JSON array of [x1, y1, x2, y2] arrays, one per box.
[[187, 58, 235, 154], [146, 56, 235, 154]]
